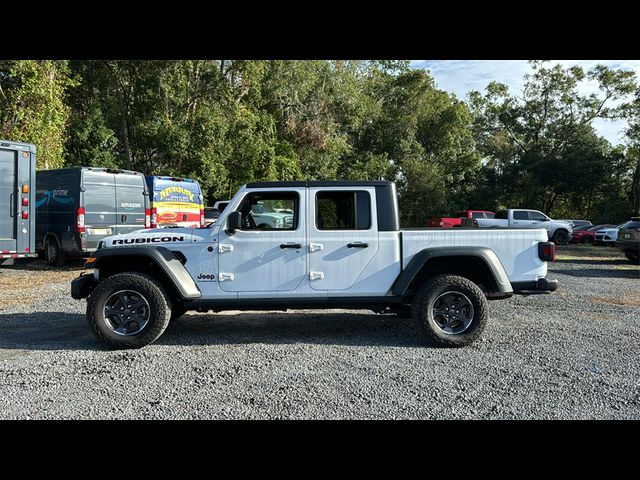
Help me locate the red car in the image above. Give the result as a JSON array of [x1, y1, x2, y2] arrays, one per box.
[[570, 224, 616, 244], [427, 210, 495, 228]]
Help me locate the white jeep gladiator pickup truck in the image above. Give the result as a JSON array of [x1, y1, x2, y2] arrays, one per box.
[[71, 181, 558, 349], [475, 209, 573, 244]]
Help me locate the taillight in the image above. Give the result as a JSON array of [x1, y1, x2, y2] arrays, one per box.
[[145, 208, 151, 228], [22, 211, 29, 219], [76, 207, 85, 233], [22, 198, 29, 206], [150, 207, 157, 228], [200, 208, 205, 228], [538, 242, 555, 262]]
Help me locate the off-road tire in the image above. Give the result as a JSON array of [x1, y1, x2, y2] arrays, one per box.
[[411, 274, 488, 347], [45, 237, 66, 266], [87, 272, 171, 349]]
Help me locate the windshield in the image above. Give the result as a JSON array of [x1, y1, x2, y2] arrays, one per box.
[[621, 220, 640, 229]]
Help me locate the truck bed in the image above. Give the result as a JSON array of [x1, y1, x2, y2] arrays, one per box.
[[401, 228, 549, 283]]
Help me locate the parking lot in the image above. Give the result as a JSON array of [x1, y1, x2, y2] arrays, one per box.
[[0, 245, 638, 419]]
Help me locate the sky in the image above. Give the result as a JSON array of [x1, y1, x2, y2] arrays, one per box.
[[410, 60, 640, 145]]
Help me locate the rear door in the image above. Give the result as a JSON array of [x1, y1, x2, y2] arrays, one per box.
[[307, 187, 379, 291], [82, 170, 117, 249], [0, 149, 17, 252], [510, 210, 536, 227], [115, 173, 147, 235]]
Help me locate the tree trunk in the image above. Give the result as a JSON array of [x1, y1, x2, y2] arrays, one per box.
[[634, 153, 640, 216], [116, 84, 133, 168]]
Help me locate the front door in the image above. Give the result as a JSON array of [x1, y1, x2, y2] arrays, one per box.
[[0, 149, 17, 252], [217, 189, 306, 294], [308, 187, 378, 291]]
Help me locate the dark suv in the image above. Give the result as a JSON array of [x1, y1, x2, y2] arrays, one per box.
[[616, 217, 640, 264]]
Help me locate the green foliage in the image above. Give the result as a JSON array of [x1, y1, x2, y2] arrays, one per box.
[[0, 59, 636, 224], [0, 60, 76, 169], [468, 61, 637, 222]]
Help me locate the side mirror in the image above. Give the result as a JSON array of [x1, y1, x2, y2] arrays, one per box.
[[226, 211, 242, 235]]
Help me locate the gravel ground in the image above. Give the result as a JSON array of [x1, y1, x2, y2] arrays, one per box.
[[0, 246, 638, 419]]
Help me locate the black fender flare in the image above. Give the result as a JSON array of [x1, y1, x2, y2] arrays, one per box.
[[391, 247, 513, 297], [91, 246, 201, 299]]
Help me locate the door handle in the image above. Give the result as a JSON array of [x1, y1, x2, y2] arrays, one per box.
[[219, 272, 235, 282], [219, 244, 234, 253], [9, 192, 15, 217], [347, 242, 368, 248], [280, 243, 301, 249]]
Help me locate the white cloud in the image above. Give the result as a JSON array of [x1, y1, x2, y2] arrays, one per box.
[[411, 60, 640, 145]]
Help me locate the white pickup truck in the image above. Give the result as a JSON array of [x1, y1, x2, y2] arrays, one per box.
[[475, 209, 573, 244], [71, 181, 558, 349]]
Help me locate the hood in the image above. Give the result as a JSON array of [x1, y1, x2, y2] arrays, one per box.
[[100, 227, 197, 249]]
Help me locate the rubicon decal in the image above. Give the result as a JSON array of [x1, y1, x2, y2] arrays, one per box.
[[112, 236, 185, 245]]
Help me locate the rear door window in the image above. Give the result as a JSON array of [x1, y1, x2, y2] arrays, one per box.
[[316, 191, 371, 230], [513, 211, 529, 220]]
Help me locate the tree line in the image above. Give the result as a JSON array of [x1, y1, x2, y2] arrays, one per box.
[[1, 60, 638, 225]]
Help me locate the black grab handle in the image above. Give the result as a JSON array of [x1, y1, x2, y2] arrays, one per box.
[[280, 243, 302, 249], [347, 242, 368, 248]]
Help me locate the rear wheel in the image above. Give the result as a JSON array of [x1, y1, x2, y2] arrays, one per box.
[[625, 251, 640, 264], [44, 237, 66, 266], [411, 274, 488, 347], [87, 272, 171, 349], [552, 229, 570, 245]]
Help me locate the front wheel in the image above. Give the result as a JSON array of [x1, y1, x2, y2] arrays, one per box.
[[86, 272, 172, 349], [411, 274, 488, 347], [552, 229, 570, 245]]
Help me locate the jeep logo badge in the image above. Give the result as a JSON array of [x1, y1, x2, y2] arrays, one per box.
[[197, 273, 216, 281]]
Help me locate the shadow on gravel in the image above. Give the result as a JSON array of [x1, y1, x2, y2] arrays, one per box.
[[550, 268, 639, 279], [161, 312, 424, 348], [1, 258, 85, 272], [0, 311, 424, 350], [555, 258, 629, 265], [0, 312, 99, 351]]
